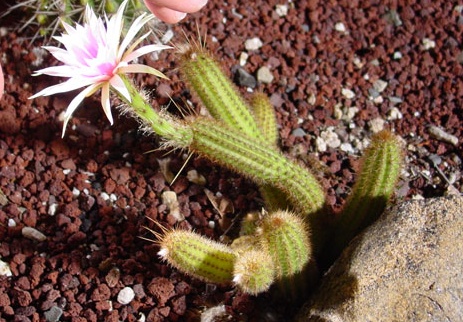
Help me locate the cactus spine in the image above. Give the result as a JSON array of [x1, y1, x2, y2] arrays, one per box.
[[233, 249, 275, 295], [330, 130, 404, 258], [179, 45, 263, 140], [258, 211, 312, 278], [158, 230, 236, 284]]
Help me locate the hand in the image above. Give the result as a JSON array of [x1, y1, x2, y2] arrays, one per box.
[[143, 0, 208, 23]]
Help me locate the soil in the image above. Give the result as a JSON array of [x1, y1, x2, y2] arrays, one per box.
[[0, 0, 462, 321]]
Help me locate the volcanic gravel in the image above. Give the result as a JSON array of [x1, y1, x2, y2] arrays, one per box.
[[0, 0, 462, 321]]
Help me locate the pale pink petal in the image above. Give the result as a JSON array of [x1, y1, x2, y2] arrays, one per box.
[[61, 83, 101, 137], [100, 83, 114, 124], [118, 64, 168, 79], [109, 74, 131, 102], [118, 13, 151, 59], [29, 78, 95, 99], [123, 44, 172, 63]]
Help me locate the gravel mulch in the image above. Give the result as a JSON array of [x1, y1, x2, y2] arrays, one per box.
[[0, 0, 461, 321]]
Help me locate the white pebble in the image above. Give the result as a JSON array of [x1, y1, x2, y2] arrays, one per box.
[[428, 126, 459, 146], [187, 169, 206, 185], [257, 66, 274, 84], [340, 142, 355, 154], [48, 203, 58, 216], [162, 191, 184, 221], [239, 52, 248, 66], [0, 259, 12, 277], [369, 117, 385, 133], [316, 136, 327, 153], [117, 287, 135, 305], [341, 88, 355, 99], [8, 219, 16, 227], [22, 227, 47, 242], [275, 4, 288, 17], [373, 79, 388, 93], [320, 128, 341, 149], [388, 107, 403, 120], [244, 37, 263, 51], [422, 38, 436, 50], [72, 187, 80, 197], [335, 22, 346, 32]]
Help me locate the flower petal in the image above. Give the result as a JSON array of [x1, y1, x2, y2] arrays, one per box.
[[123, 44, 172, 63], [100, 83, 114, 124], [109, 74, 131, 102], [29, 77, 96, 99], [118, 64, 168, 79], [61, 83, 101, 137]]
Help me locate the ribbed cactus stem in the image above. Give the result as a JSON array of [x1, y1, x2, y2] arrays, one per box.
[[332, 130, 403, 255], [118, 75, 193, 148], [179, 45, 262, 140], [158, 230, 236, 284], [233, 249, 275, 295], [189, 117, 326, 218], [250, 92, 279, 146], [258, 210, 312, 278]]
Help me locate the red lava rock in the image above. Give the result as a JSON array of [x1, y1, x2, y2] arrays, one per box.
[[147, 277, 175, 306], [91, 284, 111, 302], [0, 0, 462, 320]]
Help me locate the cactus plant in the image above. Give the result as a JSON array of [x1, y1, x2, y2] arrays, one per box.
[[28, 3, 405, 296]]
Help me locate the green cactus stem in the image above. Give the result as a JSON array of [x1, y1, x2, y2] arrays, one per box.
[[258, 210, 312, 278], [179, 45, 263, 140], [188, 117, 325, 218], [157, 229, 236, 284], [118, 75, 193, 148], [233, 249, 275, 295], [330, 130, 404, 258], [249, 92, 279, 146]]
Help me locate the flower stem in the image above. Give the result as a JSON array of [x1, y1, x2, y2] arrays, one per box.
[[118, 76, 193, 147]]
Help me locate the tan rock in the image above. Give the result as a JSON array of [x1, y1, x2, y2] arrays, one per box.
[[298, 196, 463, 321]]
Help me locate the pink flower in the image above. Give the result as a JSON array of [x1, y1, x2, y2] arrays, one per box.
[[30, 0, 171, 136]]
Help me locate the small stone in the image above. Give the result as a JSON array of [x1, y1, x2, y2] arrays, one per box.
[[117, 287, 135, 305], [388, 96, 403, 104], [341, 88, 355, 99], [428, 125, 459, 146], [257, 66, 274, 84], [44, 306, 63, 322], [387, 107, 403, 120], [7, 218, 16, 227], [244, 37, 263, 51], [275, 4, 288, 17], [422, 38, 436, 50], [186, 170, 206, 185], [234, 67, 257, 88], [239, 52, 248, 66], [393, 51, 403, 60], [161, 191, 184, 222], [340, 143, 354, 154], [291, 128, 306, 137], [320, 128, 341, 149], [22, 227, 47, 242], [334, 22, 346, 32], [373, 79, 388, 93], [0, 259, 12, 276], [369, 117, 385, 133]]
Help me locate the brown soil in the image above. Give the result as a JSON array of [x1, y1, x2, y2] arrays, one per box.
[[0, 0, 462, 321]]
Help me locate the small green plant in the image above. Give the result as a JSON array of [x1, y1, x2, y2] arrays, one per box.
[[29, 3, 405, 297], [4, 0, 146, 40]]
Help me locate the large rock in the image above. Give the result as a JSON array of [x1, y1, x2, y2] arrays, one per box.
[[298, 196, 463, 321]]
